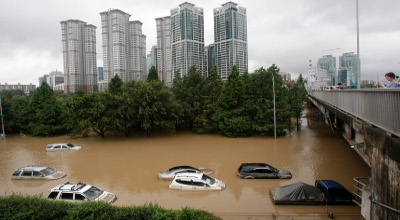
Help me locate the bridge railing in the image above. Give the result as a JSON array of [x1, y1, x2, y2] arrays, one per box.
[[308, 89, 400, 137]]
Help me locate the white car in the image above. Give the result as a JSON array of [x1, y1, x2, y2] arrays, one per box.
[[46, 143, 81, 152], [169, 173, 226, 191], [11, 166, 66, 180], [47, 182, 117, 203]]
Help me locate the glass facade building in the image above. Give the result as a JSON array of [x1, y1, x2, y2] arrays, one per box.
[[170, 3, 205, 77], [317, 55, 336, 86], [339, 52, 359, 86], [205, 44, 215, 76], [214, 2, 247, 80]]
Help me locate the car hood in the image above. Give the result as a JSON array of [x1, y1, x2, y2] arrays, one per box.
[[47, 171, 66, 180], [96, 191, 117, 203], [278, 170, 292, 176]]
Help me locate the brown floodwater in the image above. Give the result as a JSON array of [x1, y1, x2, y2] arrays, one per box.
[[0, 112, 370, 219]]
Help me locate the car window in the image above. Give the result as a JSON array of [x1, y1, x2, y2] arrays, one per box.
[[41, 168, 56, 176], [192, 181, 205, 186], [12, 171, 21, 176], [83, 186, 104, 200], [67, 143, 74, 147], [176, 179, 192, 185], [47, 192, 59, 199], [75, 194, 86, 201], [54, 145, 61, 149], [201, 175, 215, 185], [61, 193, 74, 200], [32, 171, 43, 177], [62, 145, 68, 149], [21, 171, 32, 176]]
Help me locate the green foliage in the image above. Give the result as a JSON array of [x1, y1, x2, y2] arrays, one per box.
[[0, 194, 220, 220], [108, 74, 124, 94], [65, 91, 92, 137], [147, 66, 159, 82], [287, 74, 307, 129], [0, 91, 28, 134], [24, 82, 67, 136]]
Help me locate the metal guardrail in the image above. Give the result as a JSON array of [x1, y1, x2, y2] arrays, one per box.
[[308, 89, 400, 137], [353, 177, 369, 206]]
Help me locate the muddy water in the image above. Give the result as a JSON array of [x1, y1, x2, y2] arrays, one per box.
[[0, 114, 370, 219]]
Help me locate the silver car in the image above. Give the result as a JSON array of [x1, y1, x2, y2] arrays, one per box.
[[47, 182, 117, 203], [169, 173, 226, 191], [11, 166, 66, 180], [46, 143, 82, 152], [158, 166, 202, 180]]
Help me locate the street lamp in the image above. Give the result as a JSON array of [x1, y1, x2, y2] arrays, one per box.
[[356, 0, 361, 89], [272, 69, 276, 139]]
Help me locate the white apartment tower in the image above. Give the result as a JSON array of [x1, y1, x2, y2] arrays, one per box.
[[170, 2, 205, 77], [214, 2, 248, 80], [155, 16, 173, 87], [60, 20, 98, 93], [100, 9, 146, 87]]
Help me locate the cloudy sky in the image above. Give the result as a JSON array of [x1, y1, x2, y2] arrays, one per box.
[[1, 0, 399, 85]]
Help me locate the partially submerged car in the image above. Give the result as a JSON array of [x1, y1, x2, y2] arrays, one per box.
[[169, 173, 226, 190], [11, 166, 66, 180], [237, 163, 292, 179], [270, 182, 325, 205], [315, 180, 355, 205], [46, 143, 81, 152], [47, 182, 117, 203], [158, 165, 212, 180]]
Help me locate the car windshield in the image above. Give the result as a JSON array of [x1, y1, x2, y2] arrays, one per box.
[[67, 143, 75, 147], [83, 186, 104, 200], [41, 168, 56, 176], [201, 175, 215, 185]]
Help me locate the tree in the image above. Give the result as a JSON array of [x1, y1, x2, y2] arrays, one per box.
[[147, 66, 159, 82], [0, 91, 28, 134], [172, 65, 207, 132], [108, 74, 123, 94], [203, 66, 223, 132], [87, 92, 110, 138], [25, 82, 66, 136], [288, 74, 307, 129], [65, 90, 92, 137]]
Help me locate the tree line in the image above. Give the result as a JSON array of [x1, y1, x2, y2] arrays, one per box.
[[0, 64, 307, 138]]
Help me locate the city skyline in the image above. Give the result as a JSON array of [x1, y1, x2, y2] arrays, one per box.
[[1, 0, 400, 85]]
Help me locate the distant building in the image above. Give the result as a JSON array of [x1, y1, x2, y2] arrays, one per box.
[[307, 60, 329, 90], [155, 16, 173, 87], [60, 19, 98, 93], [170, 3, 205, 77], [205, 44, 215, 76], [38, 70, 65, 91], [279, 72, 291, 81], [100, 9, 146, 88], [338, 69, 351, 86], [339, 52, 359, 86], [361, 80, 376, 85], [98, 67, 103, 81], [0, 83, 36, 94], [146, 53, 153, 75], [317, 55, 336, 86], [214, 2, 248, 80], [151, 45, 158, 72]]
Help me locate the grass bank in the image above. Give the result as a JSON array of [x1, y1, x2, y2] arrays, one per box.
[[0, 194, 221, 220]]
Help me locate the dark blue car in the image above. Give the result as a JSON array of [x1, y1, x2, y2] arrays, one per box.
[[315, 180, 355, 205]]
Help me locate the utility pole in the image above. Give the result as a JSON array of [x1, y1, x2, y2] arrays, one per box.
[[272, 70, 276, 139], [0, 96, 5, 139], [356, 0, 361, 89]]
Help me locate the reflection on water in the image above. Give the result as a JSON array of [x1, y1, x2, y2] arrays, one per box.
[[0, 112, 370, 218]]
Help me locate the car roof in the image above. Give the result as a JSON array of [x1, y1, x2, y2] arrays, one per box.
[[175, 172, 204, 179], [316, 180, 345, 190], [48, 143, 71, 146], [241, 163, 270, 168], [51, 182, 92, 193], [16, 165, 49, 172]]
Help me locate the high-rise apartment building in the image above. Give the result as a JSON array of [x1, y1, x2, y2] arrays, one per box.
[[170, 3, 205, 77], [155, 16, 173, 87], [205, 44, 215, 76], [60, 19, 98, 93], [100, 9, 146, 87], [151, 45, 158, 71], [339, 52, 359, 86], [317, 55, 336, 86], [214, 2, 248, 80]]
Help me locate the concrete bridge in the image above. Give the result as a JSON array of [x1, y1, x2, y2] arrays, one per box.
[[308, 89, 400, 220]]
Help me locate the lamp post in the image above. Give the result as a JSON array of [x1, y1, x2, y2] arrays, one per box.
[[272, 70, 276, 139], [356, 0, 361, 89], [0, 96, 5, 139]]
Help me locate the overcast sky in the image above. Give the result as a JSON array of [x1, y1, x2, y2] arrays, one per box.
[[1, 0, 399, 85]]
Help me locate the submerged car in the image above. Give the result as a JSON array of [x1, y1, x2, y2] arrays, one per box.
[[237, 163, 292, 179], [169, 173, 226, 190], [11, 166, 66, 180], [315, 180, 355, 205], [46, 143, 81, 152], [47, 182, 117, 203], [158, 165, 212, 180]]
